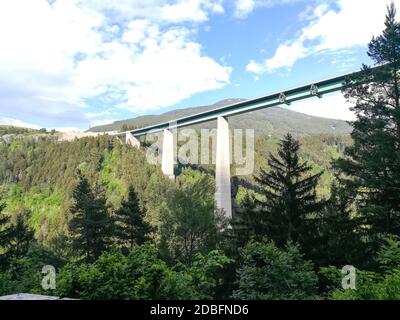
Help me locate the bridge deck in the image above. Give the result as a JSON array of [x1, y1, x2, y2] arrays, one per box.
[[113, 68, 364, 137]]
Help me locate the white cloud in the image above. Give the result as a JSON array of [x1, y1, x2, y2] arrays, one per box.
[[161, 0, 224, 23], [247, 0, 400, 73], [75, 0, 224, 23], [287, 92, 356, 121], [89, 118, 121, 127], [246, 60, 263, 73], [246, 40, 308, 72], [234, 0, 304, 18], [0, 116, 84, 132], [0, 0, 230, 128], [0, 117, 42, 129], [234, 0, 256, 18], [265, 41, 308, 70]]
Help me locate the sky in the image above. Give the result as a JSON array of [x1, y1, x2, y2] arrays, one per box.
[[0, 0, 398, 131]]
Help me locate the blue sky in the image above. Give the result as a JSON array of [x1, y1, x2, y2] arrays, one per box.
[[0, 0, 397, 131]]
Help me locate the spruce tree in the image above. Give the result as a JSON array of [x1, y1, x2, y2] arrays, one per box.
[[10, 211, 35, 258], [0, 203, 13, 268], [231, 193, 262, 248], [0, 203, 11, 243], [69, 170, 111, 263], [254, 133, 324, 247], [0, 206, 34, 268], [335, 3, 400, 242], [114, 186, 153, 250], [311, 183, 364, 268]]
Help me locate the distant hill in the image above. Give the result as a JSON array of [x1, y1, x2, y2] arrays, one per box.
[[0, 125, 56, 143], [0, 125, 41, 136], [88, 99, 353, 137]]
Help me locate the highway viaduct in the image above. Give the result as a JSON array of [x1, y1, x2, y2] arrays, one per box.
[[112, 67, 370, 219]]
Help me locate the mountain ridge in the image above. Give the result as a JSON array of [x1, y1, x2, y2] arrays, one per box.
[[88, 99, 352, 137]]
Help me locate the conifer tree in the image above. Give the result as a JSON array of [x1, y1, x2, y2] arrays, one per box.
[[69, 170, 111, 263], [311, 183, 364, 268], [0, 203, 10, 239], [114, 186, 153, 250], [335, 3, 400, 241], [10, 211, 35, 258], [231, 193, 262, 248], [0, 203, 13, 268], [254, 133, 324, 247], [0, 205, 34, 268]]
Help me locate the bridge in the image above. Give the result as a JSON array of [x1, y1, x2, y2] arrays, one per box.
[[112, 67, 366, 219]]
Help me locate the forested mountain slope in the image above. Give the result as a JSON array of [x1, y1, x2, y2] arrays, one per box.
[[0, 128, 351, 245], [0, 134, 172, 245]]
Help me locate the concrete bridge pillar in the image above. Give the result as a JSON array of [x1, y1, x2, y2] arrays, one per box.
[[215, 116, 232, 219], [162, 129, 175, 180], [126, 132, 141, 148]]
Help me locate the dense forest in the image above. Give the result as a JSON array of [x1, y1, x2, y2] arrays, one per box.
[[1, 4, 400, 300]]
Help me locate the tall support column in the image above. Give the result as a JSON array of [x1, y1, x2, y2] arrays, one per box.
[[162, 129, 175, 180], [215, 116, 232, 219], [126, 132, 140, 148]]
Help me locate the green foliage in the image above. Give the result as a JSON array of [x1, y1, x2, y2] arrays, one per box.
[[310, 182, 364, 268], [323, 267, 381, 300], [231, 192, 259, 249], [0, 272, 13, 295], [183, 250, 233, 299], [252, 133, 325, 248], [68, 171, 112, 263], [1, 6, 400, 300], [317, 266, 343, 297], [0, 202, 13, 268], [335, 3, 400, 244], [0, 243, 63, 296], [0, 135, 169, 244], [233, 239, 318, 300], [0, 209, 34, 269], [57, 246, 167, 300], [0, 125, 39, 136], [114, 186, 154, 250], [330, 268, 400, 300], [56, 244, 231, 300], [377, 237, 400, 272], [160, 169, 223, 264], [297, 134, 351, 198], [326, 239, 400, 300], [99, 148, 126, 207], [9, 212, 35, 258], [0, 126, 350, 251], [0, 184, 63, 244]]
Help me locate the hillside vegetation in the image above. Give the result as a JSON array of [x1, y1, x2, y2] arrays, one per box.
[[0, 131, 349, 243], [1, 7, 400, 301], [0, 135, 172, 245], [0, 125, 42, 136]]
